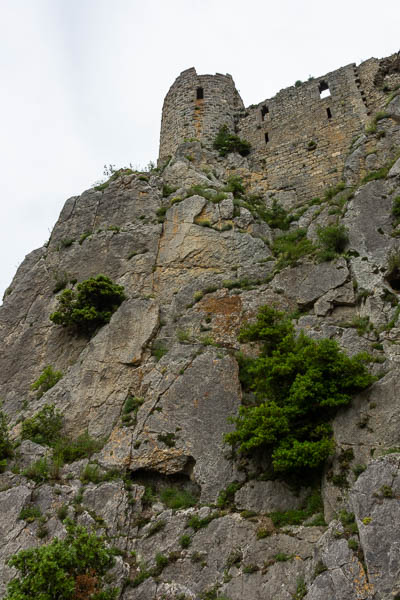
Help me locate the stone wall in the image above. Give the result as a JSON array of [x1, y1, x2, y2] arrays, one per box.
[[358, 53, 400, 115], [159, 54, 400, 199], [238, 63, 369, 200], [159, 67, 244, 161]]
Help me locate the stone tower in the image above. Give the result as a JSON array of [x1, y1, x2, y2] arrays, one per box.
[[159, 67, 244, 161]]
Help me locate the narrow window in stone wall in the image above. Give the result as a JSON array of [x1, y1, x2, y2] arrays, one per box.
[[265, 132, 269, 144], [196, 87, 204, 100], [319, 81, 331, 99], [326, 107, 332, 119], [261, 105, 269, 121]]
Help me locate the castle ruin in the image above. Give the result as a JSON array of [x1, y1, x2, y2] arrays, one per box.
[[159, 53, 400, 198]]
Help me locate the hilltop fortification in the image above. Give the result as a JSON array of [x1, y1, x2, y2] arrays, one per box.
[[160, 53, 400, 198], [1, 51, 400, 600]]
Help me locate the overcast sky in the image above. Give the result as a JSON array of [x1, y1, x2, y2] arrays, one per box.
[[1, 0, 399, 301]]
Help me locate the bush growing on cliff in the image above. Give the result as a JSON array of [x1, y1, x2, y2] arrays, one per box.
[[225, 306, 375, 474], [4, 521, 118, 600], [392, 196, 400, 224], [316, 224, 349, 261], [272, 229, 315, 268], [223, 174, 245, 197], [21, 404, 63, 447], [31, 365, 63, 399], [50, 275, 125, 335], [262, 199, 293, 230], [0, 410, 13, 470], [213, 125, 251, 157]]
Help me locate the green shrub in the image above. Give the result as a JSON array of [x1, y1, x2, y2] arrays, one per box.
[[30, 366, 63, 399], [274, 552, 292, 562], [162, 184, 178, 197], [19, 505, 42, 523], [53, 432, 103, 464], [79, 231, 92, 245], [186, 513, 217, 531], [50, 275, 125, 335], [154, 552, 169, 572], [121, 396, 144, 426], [324, 182, 346, 201], [80, 464, 119, 485], [151, 342, 168, 361], [57, 505, 69, 520], [160, 487, 197, 509], [94, 182, 109, 192], [156, 206, 167, 222], [261, 199, 293, 230], [217, 482, 240, 508], [272, 229, 315, 268], [0, 410, 13, 468], [198, 219, 211, 228], [392, 196, 400, 224], [346, 316, 373, 336], [5, 521, 118, 600], [80, 463, 103, 484], [380, 484, 394, 497], [316, 224, 349, 261], [353, 464, 366, 479], [226, 306, 375, 474], [243, 564, 258, 573], [180, 534, 192, 548], [361, 167, 389, 183], [210, 191, 228, 203], [157, 432, 176, 447], [60, 239, 74, 249], [224, 175, 245, 197], [213, 125, 251, 157], [131, 567, 152, 587], [348, 538, 359, 551], [365, 111, 390, 134], [21, 404, 63, 447], [22, 458, 50, 483], [269, 489, 324, 527], [146, 519, 166, 537]]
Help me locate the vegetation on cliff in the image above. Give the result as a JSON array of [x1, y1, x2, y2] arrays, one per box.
[[225, 306, 375, 473], [213, 125, 251, 157], [5, 521, 118, 600], [0, 410, 13, 471], [50, 275, 125, 334]]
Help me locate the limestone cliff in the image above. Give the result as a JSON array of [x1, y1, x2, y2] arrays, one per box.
[[1, 78, 400, 600]]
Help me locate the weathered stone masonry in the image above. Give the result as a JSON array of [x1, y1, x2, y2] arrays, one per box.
[[159, 54, 400, 199], [159, 67, 244, 162]]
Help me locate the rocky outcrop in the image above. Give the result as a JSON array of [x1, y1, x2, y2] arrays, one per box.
[[1, 92, 400, 599]]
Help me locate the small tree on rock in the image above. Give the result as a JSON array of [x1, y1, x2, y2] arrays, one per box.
[[5, 521, 118, 600], [50, 275, 125, 335], [225, 306, 375, 474]]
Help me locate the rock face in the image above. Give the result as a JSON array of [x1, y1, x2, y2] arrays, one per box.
[[1, 75, 400, 599]]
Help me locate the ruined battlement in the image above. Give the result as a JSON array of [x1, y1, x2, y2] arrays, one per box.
[[159, 67, 244, 161], [159, 53, 400, 199]]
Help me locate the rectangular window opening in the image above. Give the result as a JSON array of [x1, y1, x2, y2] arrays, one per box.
[[196, 87, 204, 100], [326, 107, 332, 119], [265, 132, 269, 144], [319, 80, 331, 99], [261, 105, 269, 121]]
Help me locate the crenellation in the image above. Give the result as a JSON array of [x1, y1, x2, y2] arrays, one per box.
[[159, 53, 400, 199]]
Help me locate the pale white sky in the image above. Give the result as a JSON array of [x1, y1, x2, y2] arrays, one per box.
[[1, 0, 399, 300]]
